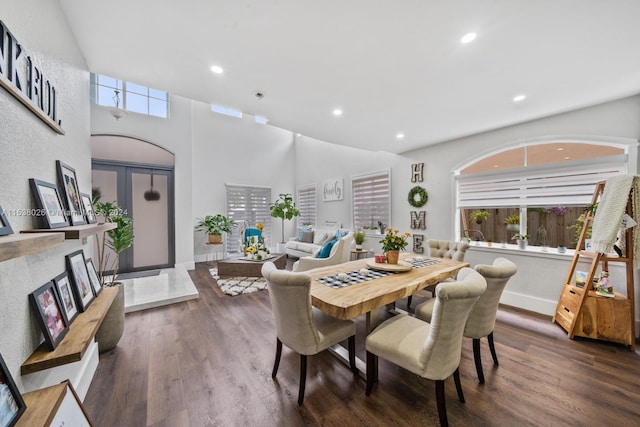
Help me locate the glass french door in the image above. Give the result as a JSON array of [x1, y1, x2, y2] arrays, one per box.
[[92, 161, 174, 273]]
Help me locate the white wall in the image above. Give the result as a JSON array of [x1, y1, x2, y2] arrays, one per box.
[[0, 0, 90, 388]]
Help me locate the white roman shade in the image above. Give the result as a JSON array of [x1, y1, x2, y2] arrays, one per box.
[[352, 170, 391, 229], [456, 155, 627, 208], [226, 184, 272, 253]]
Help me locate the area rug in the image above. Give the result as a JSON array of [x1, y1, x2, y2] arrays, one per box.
[[209, 268, 267, 296]]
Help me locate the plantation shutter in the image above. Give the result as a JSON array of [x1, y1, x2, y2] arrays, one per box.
[[352, 170, 391, 230], [297, 185, 317, 226], [456, 155, 627, 208], [225, 184, 272, 253]]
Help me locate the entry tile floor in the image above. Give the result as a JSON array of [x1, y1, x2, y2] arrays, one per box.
[[118, 265, 199, 313]]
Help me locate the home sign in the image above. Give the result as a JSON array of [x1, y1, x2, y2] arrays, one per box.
[[0, 20, 64, 134]]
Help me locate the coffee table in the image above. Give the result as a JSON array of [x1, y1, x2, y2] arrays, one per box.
[[216, 253, 286, 277]]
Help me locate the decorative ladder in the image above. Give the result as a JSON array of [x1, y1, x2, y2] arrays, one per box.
[[552, 180, 636, 350]]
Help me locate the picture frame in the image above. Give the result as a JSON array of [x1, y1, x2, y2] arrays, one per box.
[[53, 271, 79, 324], [29, 178, 69, 229], [0, 352, 26, 427], [29, 280, 69, 350], [56, 161, 86, 225], [85, 258, 102, 296], [66, 249, 95, 311], [80, 192, 97, 224], [0, 205, 13, 236]]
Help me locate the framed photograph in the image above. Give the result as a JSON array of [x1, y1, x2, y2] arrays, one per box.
[[80, 192, 97, 224], [56, 161, 86, 226], [0, 205, 13, 236], [29, 178, 69, 229], [85, 258, 102, 296], [66, 249, 95, 311], [0, 352, 26, 427], [53, 271, 79, 324], [29, 281, 69, 350]]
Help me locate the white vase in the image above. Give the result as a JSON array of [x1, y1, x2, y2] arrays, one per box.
[[517, 239, 528, 250], [355, 244, 363, 250]]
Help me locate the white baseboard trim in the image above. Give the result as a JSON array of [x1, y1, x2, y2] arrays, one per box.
[[500, 290, 557, 317], [176, 260, 196, 271]]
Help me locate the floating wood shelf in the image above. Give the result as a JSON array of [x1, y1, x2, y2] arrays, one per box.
[[0, 232, 64, 262], [21, 286, 119, 375], [16, 382, 67, 427], [21, 222, 117, 240]]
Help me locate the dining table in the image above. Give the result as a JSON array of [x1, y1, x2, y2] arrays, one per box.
[[307, 252, 470, 374]]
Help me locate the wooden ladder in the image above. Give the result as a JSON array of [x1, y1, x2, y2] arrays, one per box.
[[552, 181, 636, 350]]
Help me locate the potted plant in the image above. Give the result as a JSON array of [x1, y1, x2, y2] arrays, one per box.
[[93, 199, 135, 352], [504, 214, 520, 232], [269, 193, 300, 247], [470, 210, 489, 224], [557, 243, 567, 253], [195, 214, 235, 244], [512, 233, 529, 250], [379, 228, 411, 264], [354, 230, 366, 250]]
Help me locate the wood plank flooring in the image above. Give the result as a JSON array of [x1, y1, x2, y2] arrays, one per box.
[[83, 261, 640, 426]]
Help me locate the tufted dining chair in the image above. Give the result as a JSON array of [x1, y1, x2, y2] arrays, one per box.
[[415, 257, 517, 384], [365, 268, 486, 427], [261, 262, 357, 404], [406, 239, 470, 309]]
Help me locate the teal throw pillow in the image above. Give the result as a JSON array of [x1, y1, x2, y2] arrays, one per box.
[[317, 238, 337, 258]]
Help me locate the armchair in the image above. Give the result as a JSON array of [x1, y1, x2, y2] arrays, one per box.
[[292, 232, 354, 272]]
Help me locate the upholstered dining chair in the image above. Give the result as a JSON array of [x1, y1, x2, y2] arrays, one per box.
[[365, 268, 486, 427], [406, 239, 470, 309], [261, 262, 357, 404], [415, 257, 517, 384]]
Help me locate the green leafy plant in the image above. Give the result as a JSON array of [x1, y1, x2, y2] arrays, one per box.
[[93, 199, 135, 286], [379, 228, 411, 252], [470, 210, 489, 224], [194, 214, 235, 236], [568, 213, 592, 243], [504, 214, 520, 224], [511, 233, 529, 240], [354, 231, 366, 245], [269, 193, 300, 243]]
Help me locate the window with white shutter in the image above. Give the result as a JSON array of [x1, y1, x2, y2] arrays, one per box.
[[297, 185, 316, 226], [225, 185, 271, 253], [352, 170, 391, 230]]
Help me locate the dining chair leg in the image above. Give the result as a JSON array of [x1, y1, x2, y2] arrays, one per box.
[[407, 295, 413, 310], [488, 332, 499, 365], [348, 336, 357, 373], [298, 354, 307, 405], [365, 351, 377, 396], [272, 338, 282, 378], [435, 379, 448, 427], [453, 368, 465, 403], [472, 338, 485, 384]]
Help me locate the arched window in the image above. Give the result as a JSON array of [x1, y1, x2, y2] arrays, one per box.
[[455, 138, 636, 249]]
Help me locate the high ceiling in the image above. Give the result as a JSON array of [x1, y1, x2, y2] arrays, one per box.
[[59, 0, 640, 153]]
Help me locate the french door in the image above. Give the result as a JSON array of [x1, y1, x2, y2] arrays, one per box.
[[92, 160, 175, 273]]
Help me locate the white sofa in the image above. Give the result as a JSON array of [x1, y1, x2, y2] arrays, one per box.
[[285, 227, 345, 258]]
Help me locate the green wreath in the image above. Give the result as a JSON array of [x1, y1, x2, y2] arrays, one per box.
[[408, 186, 428, 208]]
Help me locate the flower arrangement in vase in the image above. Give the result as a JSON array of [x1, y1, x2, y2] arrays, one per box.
[[245, 235, 270, 260], [379, 228, 411, 264]]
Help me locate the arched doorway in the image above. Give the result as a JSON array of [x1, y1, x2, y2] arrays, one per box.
[[91, 135, 175, 273]]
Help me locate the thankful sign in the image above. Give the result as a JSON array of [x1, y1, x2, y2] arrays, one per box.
[[0, 20, 64, 134]]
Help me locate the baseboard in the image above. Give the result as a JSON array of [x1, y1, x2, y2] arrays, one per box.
[[176, 260, 196, 271], [500, 290, 557, 317]]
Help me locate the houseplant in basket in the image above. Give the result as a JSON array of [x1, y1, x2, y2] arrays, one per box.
[[93, 199, 135, 352], [379, 228, 411, 264], [195, 214, 235, 244]]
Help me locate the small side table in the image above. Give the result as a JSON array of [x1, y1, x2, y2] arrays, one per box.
[[350, 249, 370, 261], [205, 243, 225, 265]]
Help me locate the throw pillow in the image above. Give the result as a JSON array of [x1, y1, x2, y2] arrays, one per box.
[[296, 226, 312, 241], [316, 238, 337, 258], [318, 233, 334, 246], [335, 229, 348, 240], [301, 230, 314, 243]]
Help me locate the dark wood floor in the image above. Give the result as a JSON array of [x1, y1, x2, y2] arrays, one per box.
[[84, 261, 640, 426]]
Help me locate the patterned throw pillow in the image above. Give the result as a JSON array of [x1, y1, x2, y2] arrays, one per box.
[[335, 229, 348, 240], [296, 226, 312, 241]]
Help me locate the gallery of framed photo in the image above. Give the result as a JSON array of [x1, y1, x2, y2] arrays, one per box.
[[29, 178, 69, 229], [85, 258, 102, 296], [53, 271, 79, 324], [0, 205, 13, 236], [66, 249, 95, 311], [56, 161, 86, 225], [0, 352, 26, 427], [29, 281, 69, 350], [80, 192, 97, 224]]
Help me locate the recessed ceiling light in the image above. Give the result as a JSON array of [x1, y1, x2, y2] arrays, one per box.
[[396, 133, 405, 139], [333, 109, 343, 116], [513, 94, 526, 102], [557, 147, 564, 151], [460, 32, 477, 44], [493, 165, 499, 168], [564, 156, 571, 160], [210, 65, 224, 74]]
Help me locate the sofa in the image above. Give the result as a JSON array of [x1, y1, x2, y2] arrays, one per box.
[[285, 226, 347, 258]]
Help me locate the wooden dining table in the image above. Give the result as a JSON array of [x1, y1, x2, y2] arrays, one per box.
[[307, 252, 469, 374]]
